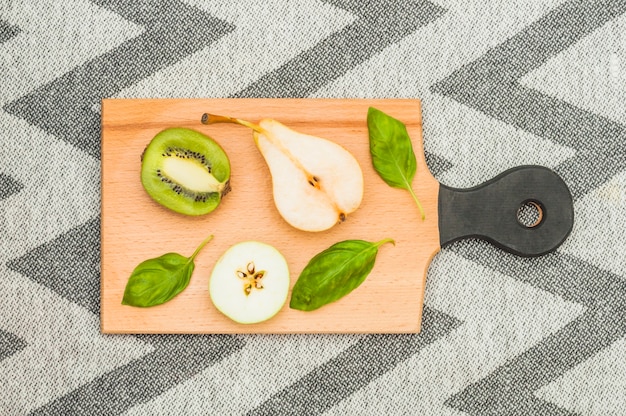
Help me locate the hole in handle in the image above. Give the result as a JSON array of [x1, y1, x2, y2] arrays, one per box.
[[517, 200, 544, 228]]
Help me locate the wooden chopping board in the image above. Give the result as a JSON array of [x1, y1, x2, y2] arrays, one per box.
[[101, 98, 574, 334]]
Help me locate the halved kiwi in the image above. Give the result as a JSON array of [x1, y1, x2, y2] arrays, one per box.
[[141, 128, 231, 216]]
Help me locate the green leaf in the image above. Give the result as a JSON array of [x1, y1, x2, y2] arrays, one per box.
[[121, 234, 213, 307], [289, 238, 394, 311], [367, 107, 425, 220]]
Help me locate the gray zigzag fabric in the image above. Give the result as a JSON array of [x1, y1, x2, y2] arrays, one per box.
[[0, 329, 26, 361], [0, 19, 20, 44], [0, 173, 23, 201], [1, 0, 625, 414]]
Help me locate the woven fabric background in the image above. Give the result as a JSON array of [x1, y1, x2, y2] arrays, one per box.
[[1, 0, 626, 414]]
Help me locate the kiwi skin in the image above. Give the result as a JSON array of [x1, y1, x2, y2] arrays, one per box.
[[141, 127, 231, 216]]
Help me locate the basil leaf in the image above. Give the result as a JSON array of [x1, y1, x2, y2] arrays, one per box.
[[289, 238, 394, 311], [121, 234, 213, 307], [367, 107, 425, 220]]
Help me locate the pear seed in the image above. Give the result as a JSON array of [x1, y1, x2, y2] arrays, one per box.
[[244, 284, 252, 296]]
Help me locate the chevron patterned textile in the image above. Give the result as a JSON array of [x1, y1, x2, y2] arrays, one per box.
[[1, 0, 625, 414]]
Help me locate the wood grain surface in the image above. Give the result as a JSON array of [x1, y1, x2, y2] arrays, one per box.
[[101, 98, 440, 334]]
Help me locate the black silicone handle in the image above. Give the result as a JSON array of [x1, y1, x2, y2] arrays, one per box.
[[438, 165, 574, 257]]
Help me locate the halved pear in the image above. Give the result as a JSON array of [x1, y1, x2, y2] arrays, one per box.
[[201, 114, 364, 232], [209, 241, 289, 324]]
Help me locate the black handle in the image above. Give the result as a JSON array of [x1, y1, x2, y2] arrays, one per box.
[[438, 165, 574, 257]]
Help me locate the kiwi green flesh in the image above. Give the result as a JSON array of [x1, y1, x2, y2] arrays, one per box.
[[141, 128, 231, 216]]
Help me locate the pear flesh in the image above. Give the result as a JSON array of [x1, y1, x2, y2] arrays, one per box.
[[254, 119, 363, 232], [201, 113, 364, 232], [209, 241, 289, 324]]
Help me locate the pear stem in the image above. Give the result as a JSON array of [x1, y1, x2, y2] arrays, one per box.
[[201, 113, 264, 134]]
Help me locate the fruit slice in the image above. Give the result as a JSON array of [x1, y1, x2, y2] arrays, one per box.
[[209, 241, 289, 324], [141, 127, 231, 216], [201, 114, 364, 232]]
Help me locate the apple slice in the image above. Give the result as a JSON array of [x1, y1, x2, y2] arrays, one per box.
[[209, 241, 290, 324]]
